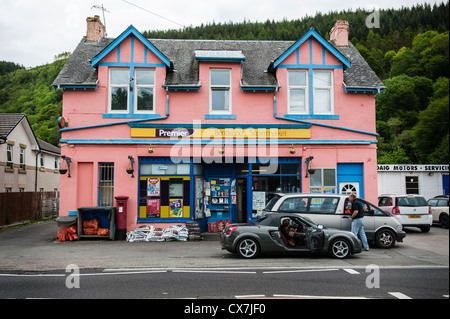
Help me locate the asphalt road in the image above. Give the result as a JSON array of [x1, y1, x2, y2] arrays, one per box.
[[0, 221, 448, 302], [0, 266, 448, 299]]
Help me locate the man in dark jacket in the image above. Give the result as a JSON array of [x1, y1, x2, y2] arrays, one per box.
[[349, 193, 369, 251]]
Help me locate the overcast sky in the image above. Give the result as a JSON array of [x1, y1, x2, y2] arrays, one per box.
[[0, 0, 445, 68]]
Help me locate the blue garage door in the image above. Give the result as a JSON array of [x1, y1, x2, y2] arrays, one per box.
[[337, 163, 364, 199], [443, 174, 449, 196]]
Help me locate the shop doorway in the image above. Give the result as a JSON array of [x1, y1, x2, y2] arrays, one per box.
[[237, 179, 247, 223]]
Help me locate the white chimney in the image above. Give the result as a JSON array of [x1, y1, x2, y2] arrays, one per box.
[[86, 15, 105, 42], [330, 20, 349, 46]]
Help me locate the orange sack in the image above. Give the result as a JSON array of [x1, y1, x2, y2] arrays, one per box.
[[83, 219, 99, 230]]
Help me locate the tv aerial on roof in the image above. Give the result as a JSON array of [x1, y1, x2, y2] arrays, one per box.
[[92, 3, 110, 36]]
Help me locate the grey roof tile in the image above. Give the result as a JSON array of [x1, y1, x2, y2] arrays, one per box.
[[53, 36, 384, 90]]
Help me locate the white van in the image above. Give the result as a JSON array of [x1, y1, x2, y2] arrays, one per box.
[[263, 193, 406, 248]]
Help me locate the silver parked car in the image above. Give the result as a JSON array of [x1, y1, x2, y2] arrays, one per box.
[[221, 212, 362, 259], [262, 193, 405, 248]]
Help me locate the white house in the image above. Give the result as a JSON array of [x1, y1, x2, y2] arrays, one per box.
[[0, 113, 60, 193], [377, 164, 449, 200]]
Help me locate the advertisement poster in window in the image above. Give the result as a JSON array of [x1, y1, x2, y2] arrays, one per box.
[[147, 199, 160, 218], [195, 177, 204, 219], [170, 199, 183, 218], [147, 178, 161, 196]]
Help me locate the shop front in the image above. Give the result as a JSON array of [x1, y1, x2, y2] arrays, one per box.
[[135, 154, 304, 232]]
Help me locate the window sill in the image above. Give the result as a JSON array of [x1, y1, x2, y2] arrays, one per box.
[[205, 114, 236, 120], [103, 113, 161, 119], [284, 114, 339, 120]]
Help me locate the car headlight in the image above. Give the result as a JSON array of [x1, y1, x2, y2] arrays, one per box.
[[397, 225, 403, 232]]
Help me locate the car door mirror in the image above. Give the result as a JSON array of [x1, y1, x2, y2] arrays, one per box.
[[317, 224, 324, 230]]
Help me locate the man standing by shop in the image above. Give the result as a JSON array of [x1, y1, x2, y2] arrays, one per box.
[[348, 193, 369, 251]]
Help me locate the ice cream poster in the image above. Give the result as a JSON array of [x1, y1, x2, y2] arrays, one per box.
[[147, 199, 160, 218], [169, 199, 183, 218], [147, 178, 161, 196]]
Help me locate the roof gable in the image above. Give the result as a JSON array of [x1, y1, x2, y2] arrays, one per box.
[[91, 25, 171, 69], [269, 28, 351, 71]]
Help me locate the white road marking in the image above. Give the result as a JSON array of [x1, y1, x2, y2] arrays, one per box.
[[273, 294, 370, 299], [389, 292, 412, 299], [343, 268, 360, 274], [262, 268, 339, 274]]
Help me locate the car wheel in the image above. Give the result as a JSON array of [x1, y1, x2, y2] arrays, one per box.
[[419, 226, 430, 233], [236, 238, 260, 259], [439, 214, 449, 229], [329, 238, 351, 259], [375, 229, 395, 249]]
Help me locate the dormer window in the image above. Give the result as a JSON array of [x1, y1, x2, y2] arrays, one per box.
[[109, 68, 129, 112], [108, 68, 155, 114], [135, 69, 155, 113], [210, 69, 231, 114], [288, 71, 308, 114]]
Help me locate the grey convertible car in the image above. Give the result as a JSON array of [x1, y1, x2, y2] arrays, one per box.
[[220, 212, 362, 259]]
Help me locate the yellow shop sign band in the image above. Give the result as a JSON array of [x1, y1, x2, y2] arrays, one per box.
[[131, 128, 311, 139]]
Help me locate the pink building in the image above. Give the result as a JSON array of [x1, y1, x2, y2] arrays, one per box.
[[53, 17, 384, 233]]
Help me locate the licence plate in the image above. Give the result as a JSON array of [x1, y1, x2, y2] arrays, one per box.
[[408, 215, 422, 219]]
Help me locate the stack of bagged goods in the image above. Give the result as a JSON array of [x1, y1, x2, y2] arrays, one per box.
[[57, 225, 78, 242], [162, 225, 189, 241], [83, 219, 110, 236], [126, 225, 189, 242], [186, 221, 201, 241]]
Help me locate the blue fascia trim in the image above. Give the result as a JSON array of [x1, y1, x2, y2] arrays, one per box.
[[60, 138, 377, 145], [344, 87, 386, 94], [58, 85, 98, 91], [91, 25, 171, 69], [270, 28, 351, 71], [278, 64, 343, 69], [204, 114, 237, 120], [98, 62, 166, 68], [241, 87, 278, 92], [59, 116, 168, 133], [129, 123, 311, 129], [284, 114, 339, 120], [196, 57, 246, 62], [102, 113, 162, 119], [164, 86, 201, 92]]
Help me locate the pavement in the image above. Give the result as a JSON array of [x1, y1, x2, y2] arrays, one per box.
[[0, 221, 448, 272]]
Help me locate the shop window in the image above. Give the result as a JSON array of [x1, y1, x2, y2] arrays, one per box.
[[288, 70, 308, 114], [98, 163, 114, 206], [309, 168, 336, 193], [210, 69, 231, 114], [139, 176, 191, 221]]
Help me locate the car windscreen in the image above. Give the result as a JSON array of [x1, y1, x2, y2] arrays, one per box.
[[396, 196, 428, 206], [263, 195, 281, 211]]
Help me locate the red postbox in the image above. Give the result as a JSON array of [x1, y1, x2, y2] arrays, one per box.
[[115, 196, 129, 240]]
